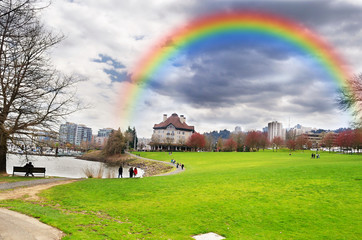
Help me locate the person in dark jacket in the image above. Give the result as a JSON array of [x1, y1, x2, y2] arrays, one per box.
[[25, 162, 34, 177], [118, 165, 123, 178], [129, 167, 134, 178]]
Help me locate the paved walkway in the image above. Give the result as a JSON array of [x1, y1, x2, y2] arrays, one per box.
[[0, 178, 78, 239], [127, 152, 185, 176], [0, 178, 73, 191], [0, 208, 64, 240]]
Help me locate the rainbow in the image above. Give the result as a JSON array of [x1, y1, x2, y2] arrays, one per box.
[[119, 11, 354, 126]]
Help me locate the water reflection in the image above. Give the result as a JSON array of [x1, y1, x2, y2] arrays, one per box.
[[6, 154, 144, 178]]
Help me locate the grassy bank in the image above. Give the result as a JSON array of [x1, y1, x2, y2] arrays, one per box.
[[1, 151, 361, 239], [78, 150, 173, 177]]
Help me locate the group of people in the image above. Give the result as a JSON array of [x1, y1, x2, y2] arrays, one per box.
[[171, 159, 184, 170], [311, 153, 320, 159], [118, 165, 138, 178], [23, 162, 34, 177]]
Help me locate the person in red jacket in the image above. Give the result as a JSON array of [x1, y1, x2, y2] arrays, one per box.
[[133, 167, 138, 177]]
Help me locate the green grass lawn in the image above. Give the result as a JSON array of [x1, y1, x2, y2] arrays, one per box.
[[1, 151, 361, 239]]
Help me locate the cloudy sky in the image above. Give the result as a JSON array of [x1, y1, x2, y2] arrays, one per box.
[[41, 0, 362, 137]]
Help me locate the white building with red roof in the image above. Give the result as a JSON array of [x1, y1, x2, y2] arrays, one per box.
[[151, 113, 195, 151]]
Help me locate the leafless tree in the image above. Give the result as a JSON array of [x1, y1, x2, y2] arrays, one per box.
[[337, 74, 362, 128], [0, 0, 82, 172]]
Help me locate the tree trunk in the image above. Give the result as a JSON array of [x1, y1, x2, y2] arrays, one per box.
[[0, 133, 8, 173]]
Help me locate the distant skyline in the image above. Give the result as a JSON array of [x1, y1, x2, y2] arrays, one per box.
[[41, 0, 362, 137]]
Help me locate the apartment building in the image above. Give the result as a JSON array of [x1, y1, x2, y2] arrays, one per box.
[[268, 121, 285, 141], [59, 122, 92, 146]]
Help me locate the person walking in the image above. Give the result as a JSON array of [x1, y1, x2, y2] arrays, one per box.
[[129, 167, 134, 178], [134, 167, 138, 177], [118, 165, 123, 178], [181, 164, 184, 170]]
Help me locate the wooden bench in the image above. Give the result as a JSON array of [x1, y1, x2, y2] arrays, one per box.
[[12, 166, 46, 177]]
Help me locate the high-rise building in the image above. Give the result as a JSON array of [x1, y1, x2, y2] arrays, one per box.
[[59, 122, 92, 145], [268, 121, 285, 141], [94, 128, 114, 147], [59, 122, 77, 144], [97, 128, 114, 137], [75, 125, 92, 145]]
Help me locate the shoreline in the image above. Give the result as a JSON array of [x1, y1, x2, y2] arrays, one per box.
[[77, 151, 174, 177]]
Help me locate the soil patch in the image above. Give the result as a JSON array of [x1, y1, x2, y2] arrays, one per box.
[[0, 179, 77, 201]]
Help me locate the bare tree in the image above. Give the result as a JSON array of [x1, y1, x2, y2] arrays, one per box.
[[0, 0, 81, 172], [337, 74, 362, 128], [150, 134, 160, 150], [272, 136, 283, 152], [321, 132, 335, 152]]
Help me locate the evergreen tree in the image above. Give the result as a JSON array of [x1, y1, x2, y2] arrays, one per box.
[[125, 126, 138, 150]]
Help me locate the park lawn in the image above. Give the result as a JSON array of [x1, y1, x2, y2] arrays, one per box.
[[1, 151, 361, 239]]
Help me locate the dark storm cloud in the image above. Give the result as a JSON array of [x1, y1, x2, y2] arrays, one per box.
[[143, 0, 360, 119], [148, 42, 334, 112], [189, 0, 362, 32], [189, 0, 362, 48]]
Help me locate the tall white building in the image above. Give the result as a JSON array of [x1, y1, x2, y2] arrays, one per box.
[[268, 121, 285, 141], [75, 125, 92, 146]]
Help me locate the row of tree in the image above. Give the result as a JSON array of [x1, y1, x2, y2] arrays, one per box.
[[184, 129, 361, 153], [320, 129, 362, 153]]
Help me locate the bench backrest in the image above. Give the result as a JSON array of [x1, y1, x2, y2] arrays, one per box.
[[13, 166, 46, 173]]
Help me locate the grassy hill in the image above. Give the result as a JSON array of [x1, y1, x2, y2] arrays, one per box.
[[1, 151, 361, 239]]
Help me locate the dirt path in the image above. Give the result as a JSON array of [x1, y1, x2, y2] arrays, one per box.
[[0, 179, 78, 201]]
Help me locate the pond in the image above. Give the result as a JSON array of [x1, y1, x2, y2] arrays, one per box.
[[6, 154, 144, 178]]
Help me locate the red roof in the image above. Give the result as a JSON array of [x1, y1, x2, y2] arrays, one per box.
[[153, 113, 195, 132]]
